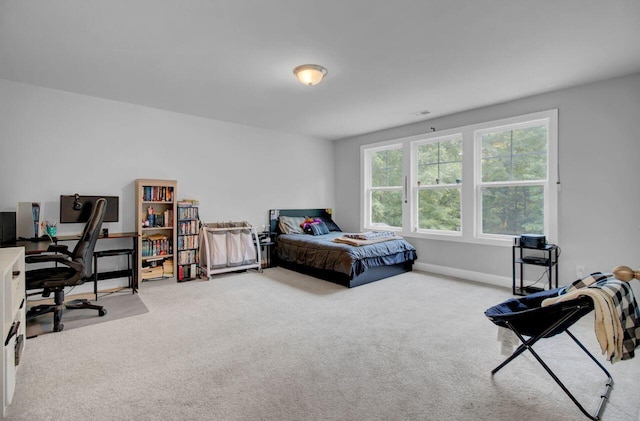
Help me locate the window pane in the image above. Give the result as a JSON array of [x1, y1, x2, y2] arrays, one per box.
[[417, 137, 462, 186], [513, 153, 546, 180], [372, 148, 403, 187], [481, 132, 511, 159], [418, 163, 438, 185], [418, 188, 461, 231], [439, 138, 462, 162], [481, 185, 544, 235], [371, 190, 402, 228], [481, 125, 547, 182], [512, 125, 547, 155], [418, 143, 438, 164], [481, 156, 510, 182], [439, 162, 462, 184]]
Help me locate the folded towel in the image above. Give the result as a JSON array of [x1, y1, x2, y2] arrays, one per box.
[[343, 231, 395, 241], [333, 235, 399, 246]]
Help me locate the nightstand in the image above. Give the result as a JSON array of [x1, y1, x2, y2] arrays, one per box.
[[512, 243, 559, 296], [258, 232, 276, 268]]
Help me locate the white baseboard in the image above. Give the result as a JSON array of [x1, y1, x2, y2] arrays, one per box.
[[413, 262, 511, 290]]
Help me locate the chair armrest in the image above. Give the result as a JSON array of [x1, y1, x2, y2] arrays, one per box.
[[25, 254, 68, 264], [46, 244, 70, 255], [56, 259, 84, 273], [25, 254, 83, 272]]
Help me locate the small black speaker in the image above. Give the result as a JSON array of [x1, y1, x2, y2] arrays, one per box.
[[520, 234, 546, 248], [0, 212, 16, 244]]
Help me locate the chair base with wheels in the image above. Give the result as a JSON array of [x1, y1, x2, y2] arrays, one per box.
[[66, 299, 107, 317], [26, 289, 66, 333], [26, 268, 107, 332], [485, 289, 613, 421]]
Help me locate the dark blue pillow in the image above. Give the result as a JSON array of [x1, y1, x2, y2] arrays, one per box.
[[308, 221, 330, 235]]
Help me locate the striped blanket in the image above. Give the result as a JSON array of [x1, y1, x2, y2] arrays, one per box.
[[542, 273, 640, 363]]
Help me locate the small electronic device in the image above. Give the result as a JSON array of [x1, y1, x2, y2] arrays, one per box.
[[520, 234, 546, 249], [522, 256, 548, 265]]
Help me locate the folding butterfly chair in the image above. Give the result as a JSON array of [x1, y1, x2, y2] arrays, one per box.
[[485, 288, 613, 421]]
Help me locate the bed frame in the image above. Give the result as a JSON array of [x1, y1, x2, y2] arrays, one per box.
[[269, 209, 414, 288]]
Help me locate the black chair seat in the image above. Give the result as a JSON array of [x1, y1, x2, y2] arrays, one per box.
[[485, 288, 593, 338], [26, 267, 82, 289]]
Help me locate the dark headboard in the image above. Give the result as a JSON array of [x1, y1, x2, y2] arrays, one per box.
[[269, 208, 333, 234]]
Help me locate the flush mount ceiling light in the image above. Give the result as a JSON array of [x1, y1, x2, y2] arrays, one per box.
[[293, 64, 328, 86]]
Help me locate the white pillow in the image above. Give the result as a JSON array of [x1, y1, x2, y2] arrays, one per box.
[[278, 216, 305, 234]]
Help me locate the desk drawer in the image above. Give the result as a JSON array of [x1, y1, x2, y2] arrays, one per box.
[[12, 271, 24, 317], [3, 333, 16, 411]]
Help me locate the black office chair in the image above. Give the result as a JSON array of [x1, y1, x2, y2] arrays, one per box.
[[485, 289, 612, 420], [25, 198, 108, 332]]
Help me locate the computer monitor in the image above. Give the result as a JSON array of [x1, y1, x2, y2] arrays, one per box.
[[59, 195, 119, 223]]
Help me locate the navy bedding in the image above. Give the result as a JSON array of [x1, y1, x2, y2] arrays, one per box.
[[276, 232, 417, 279]]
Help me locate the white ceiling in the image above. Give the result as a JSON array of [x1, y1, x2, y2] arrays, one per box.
[[1, 1, 639, 141]]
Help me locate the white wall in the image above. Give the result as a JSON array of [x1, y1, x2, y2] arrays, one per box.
[[335, 73, 640, 287], [3, 74, 639, 292], [0, 79, 335, 289]]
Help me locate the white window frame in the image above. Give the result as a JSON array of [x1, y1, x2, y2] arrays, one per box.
[[361, 142, 405, 232], [474, 116, 557, 243], [360, 109, 558, 247], [411, 134, 463, 236]]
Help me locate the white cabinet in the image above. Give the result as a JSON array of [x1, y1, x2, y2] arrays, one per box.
[[0, 247, 26, 417]]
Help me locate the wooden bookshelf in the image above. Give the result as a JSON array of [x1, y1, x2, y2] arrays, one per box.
[[135, 179, 177, 284]]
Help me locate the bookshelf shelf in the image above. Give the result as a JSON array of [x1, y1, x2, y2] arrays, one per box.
[[141, 254, 173, 261], [135, 179, 177, 284]]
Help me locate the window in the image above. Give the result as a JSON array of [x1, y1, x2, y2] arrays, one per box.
[[361, 110, 557, 246], [363, 144, 403, 230], [414, 135, 462, 232], [477, 122, 548, 238]]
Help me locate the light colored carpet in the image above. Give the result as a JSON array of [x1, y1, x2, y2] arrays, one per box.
[[6, 268, 640, 420], [26, 292, 149, 337]]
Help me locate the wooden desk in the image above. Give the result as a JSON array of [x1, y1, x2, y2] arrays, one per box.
[[55, 231, 138, 242], [6, 232, 139, 294], [57, 232, 139, 294], [5, 239, 51, 255]]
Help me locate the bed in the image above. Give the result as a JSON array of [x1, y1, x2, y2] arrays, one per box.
[[269, 209, 417, 288]]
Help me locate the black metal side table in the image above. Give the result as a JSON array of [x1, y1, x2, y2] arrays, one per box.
[[258, 233, 276, 268], [512, 243, 559, 296]]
